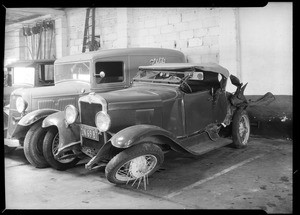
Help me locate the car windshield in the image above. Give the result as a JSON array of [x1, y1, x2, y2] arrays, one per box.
[[54, 62, 90, 83], [133, 70, 191, 84], [13, 67, 35, 86]]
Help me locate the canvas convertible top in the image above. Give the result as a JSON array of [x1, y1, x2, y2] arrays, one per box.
[[139, 63, 230, 78]]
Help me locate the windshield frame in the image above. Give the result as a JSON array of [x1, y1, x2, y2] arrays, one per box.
[[54, 61, 91, 84], [133, 69, 193, 84]]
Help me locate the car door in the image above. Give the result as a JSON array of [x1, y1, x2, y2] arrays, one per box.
[[184, 90, 214, 135]]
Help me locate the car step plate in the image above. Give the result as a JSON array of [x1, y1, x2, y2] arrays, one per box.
[[186, 138, 232, 155]]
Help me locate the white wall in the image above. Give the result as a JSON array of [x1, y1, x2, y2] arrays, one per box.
[[239, 3, 292, 95], [5, 6, 292, 96]]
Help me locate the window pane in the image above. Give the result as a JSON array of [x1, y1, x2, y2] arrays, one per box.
[[13, 67, 35, 85], [95, 61, 124, 84], [55, 62, 90, 83], [44, 65, 54, 81]]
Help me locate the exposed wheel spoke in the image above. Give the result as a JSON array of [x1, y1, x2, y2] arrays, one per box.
[[115, 154, 158, 184]]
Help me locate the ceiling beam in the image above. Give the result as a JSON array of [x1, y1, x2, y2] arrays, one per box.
[[7, 8, 65, 16], [5, 14, 54, 32]]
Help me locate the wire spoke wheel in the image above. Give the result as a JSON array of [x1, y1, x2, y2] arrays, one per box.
[[43, 126, 80, 170], [51, 133, 76, 163], [238, 115, 250, 144], [105, 143, 164, 190], [232, 109, 250, 148], [115, 155, 157, 182]]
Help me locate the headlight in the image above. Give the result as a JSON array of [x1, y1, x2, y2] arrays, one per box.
[[16, 97, 28, 113], [64, 105, 78, 124], [95, 111, 111, 132]]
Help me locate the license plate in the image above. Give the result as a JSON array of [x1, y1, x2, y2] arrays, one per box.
[[80, 124, 99, 141]]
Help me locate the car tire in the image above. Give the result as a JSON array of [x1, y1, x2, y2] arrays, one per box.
[[105, 143, 164, 185], [23, 121, 49, 168], [43, 127, 80, 171], [232, 109, 250, 148]]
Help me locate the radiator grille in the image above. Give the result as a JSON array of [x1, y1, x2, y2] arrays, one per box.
[[57, 98, 76, 110], [80, 101, 102, 126], [38, 98, 77, 110], [38, 100, 56, 109]]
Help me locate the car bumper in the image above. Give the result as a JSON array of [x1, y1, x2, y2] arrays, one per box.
[[4, 138, 20, 147]]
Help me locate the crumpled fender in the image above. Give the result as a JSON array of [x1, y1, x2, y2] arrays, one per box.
[[110, 124, 193, 154], [11, 109, 59, 138], [42, 111, 80, 156]]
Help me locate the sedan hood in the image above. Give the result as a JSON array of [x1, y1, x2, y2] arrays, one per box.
[[11, 81, 90, 99], [100, 84, 179, 110]]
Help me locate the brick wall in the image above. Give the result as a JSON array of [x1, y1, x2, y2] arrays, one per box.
[[64, 8, 227, 65], [128, 8, 222, 64]]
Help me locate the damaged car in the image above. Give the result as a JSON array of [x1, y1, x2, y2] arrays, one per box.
[[44, 62, 254, 189]]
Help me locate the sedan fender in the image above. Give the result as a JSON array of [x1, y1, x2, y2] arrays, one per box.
[[11, 109, 59, 138], [110, 124, 193, 154], [42, 111, 81, 157]]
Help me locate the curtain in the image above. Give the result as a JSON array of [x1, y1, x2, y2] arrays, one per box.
[[22, 20, 56, 60]]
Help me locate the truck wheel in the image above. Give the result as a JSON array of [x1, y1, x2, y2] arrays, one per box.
[[105, 143, 164, 185], [232, 109, 250, 148], [43, 127, 80, 171], [23, 121, 49, 168]]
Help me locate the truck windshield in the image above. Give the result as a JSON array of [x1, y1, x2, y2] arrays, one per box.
[[133, 70, 190, 84], [55, 62, 90, 83]]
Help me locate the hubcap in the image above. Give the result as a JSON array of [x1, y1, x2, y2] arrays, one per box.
[[238, 115, 250, 144], [115, 155, 157, 182], [52, 133, 75, 163]]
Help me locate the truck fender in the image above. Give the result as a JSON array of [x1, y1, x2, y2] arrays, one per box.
[[11, 109, 59, 139], [42, 111, 81, 155], [109, 124, 193, 154], [18, 109, 59, 126]]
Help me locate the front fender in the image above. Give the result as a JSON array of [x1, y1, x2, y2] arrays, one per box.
[[110, 124, 192, 154], [19, 109, 59, 126], [11, 109, 59, 139], [43, 111, 81, 156]]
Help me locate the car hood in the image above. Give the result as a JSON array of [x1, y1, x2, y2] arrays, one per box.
[[11, 81, 90, 99], [100, 84, 179, 110]]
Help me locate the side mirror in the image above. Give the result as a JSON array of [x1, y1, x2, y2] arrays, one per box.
[[230, 75, 242, 87]]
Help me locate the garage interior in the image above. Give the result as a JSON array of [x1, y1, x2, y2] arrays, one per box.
[[3, 5, 293, 212]]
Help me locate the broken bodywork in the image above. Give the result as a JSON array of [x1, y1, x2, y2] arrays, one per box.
[[49, 62, 274, 189]]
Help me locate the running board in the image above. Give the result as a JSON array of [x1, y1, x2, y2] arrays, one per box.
[[185, 138, 232, 156]]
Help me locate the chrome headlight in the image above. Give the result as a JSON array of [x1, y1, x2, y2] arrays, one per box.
[[95, 111, 111, 132], [64, 105, 78, 124], [16, 97, 28, 113]]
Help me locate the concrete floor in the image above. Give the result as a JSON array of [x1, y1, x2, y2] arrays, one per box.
[[4, 137, 293, 212]]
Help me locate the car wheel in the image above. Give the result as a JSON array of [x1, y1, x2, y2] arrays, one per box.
[[23, 121, 49, 168], [105, 143, 164, 185], [43, 127, 80, 171], [232, 109, 250, 148]]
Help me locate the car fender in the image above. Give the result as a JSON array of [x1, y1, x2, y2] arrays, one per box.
[[42, 111, 80, 154], [18, 109, 59, 126], [10, 109, 59, 139], [110, 124, 193, 154]]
